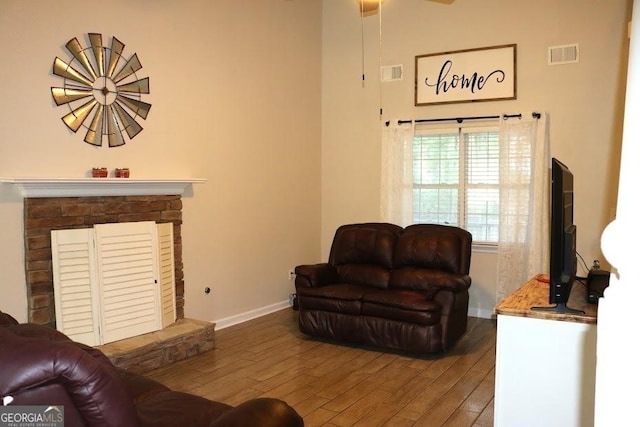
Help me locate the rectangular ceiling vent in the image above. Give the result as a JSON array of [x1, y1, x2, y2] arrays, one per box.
[[381, 64, 403, 82], [548, 44, 579, 65]]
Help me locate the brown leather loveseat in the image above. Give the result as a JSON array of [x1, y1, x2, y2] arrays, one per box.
[[0, 310, 303, 427], [295, 223, 472, 354]]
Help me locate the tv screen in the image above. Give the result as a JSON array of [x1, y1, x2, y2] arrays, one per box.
[[533, 158, 583, 314], [549, 158, 577, 305]]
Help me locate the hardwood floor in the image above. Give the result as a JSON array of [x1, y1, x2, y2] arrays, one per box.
[[145, 309, 496, 426]]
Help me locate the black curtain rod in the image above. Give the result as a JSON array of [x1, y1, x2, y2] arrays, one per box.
[[385, 112, 541, 127]]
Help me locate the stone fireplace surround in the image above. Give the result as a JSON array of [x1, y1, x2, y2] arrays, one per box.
[[24, 194, 185, 326], [0, 177, 204, 325], [1, 177, 212, 373]]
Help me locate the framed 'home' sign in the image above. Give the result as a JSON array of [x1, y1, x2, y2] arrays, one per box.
[[415, 44, 517, 106]]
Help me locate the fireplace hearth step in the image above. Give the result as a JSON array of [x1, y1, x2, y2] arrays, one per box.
[[97, 318, 215, 374]]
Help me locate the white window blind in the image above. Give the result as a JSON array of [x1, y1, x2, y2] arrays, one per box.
[[413, 122, 500, 243]]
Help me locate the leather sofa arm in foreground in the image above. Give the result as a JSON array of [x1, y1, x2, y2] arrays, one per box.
[[0, 327, 138, 427], [0, 311, 304, 427]]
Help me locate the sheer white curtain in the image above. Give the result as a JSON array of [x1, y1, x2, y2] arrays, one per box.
[[380, 120, 415, 226], [380, 114, 550, 303], [496, 113, 550, 303]]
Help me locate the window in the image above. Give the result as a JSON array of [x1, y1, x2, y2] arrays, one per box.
[[382, 113, 547, 302], [412, 124, 500, 244]]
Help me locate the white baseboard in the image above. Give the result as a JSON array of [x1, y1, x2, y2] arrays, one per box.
[[213, 300, 291, 330], [468, 307, 496, 319]]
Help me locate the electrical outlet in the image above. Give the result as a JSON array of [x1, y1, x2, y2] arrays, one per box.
[[288, 269, 295, 280]]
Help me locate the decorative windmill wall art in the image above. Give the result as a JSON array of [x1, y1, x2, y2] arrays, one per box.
[[51, 33, 151, 147]]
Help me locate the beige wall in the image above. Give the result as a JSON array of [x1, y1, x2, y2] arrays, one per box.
[[0, 0, 630, 324], [0, 0, 322, 323], [321, 0, 631, 315]]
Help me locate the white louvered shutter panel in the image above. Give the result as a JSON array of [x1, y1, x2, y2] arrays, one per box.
[[51, 228, 100, 346], [94, 221, 161, 344], [157, 222, 176, 328]]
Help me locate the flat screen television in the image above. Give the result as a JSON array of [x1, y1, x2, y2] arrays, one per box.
[[533, 157, 584, 314]]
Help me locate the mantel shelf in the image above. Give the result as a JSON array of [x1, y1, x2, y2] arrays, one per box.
[[0, 177, 207, 198]]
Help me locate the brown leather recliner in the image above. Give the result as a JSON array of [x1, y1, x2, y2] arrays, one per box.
[[295, 223, 472, 354], [0, 311, 303, 427]]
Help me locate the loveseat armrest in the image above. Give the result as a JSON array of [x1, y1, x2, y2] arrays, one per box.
[[421, 275, 471, 300], [427, 273, 471, 294], [390, 268, 471, 295], [294, 263, 338, 288]]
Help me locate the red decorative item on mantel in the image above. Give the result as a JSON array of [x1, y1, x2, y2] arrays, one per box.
[[115, 168, 130, 178], [91, 167, 108, 178]]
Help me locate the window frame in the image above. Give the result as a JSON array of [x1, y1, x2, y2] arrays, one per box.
[[412, 120, 500, 246]]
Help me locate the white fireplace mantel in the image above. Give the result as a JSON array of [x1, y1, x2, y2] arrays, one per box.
[[0, 177, 207, 198]]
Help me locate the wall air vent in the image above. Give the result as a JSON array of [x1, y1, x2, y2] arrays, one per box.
[[548, 44, 579, 65], [381, 64, 403, 82]]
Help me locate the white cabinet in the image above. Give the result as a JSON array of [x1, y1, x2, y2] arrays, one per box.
[[51, 221, 176, 345], [494, 276, 597, 427]]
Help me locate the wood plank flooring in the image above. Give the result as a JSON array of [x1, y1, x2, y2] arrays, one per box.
[[145, 309, 496, 426]]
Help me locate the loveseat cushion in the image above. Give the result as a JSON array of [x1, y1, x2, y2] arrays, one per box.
[[329, 223, 402, 288], [362, 290, 442, 326], [298, 283, 372, 314], [296, 283, 371, 314], [395, 224, 471, 272], [335, 264, 391, 289], [389, 267, 471, 292], [390, 224, 472, 291]]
